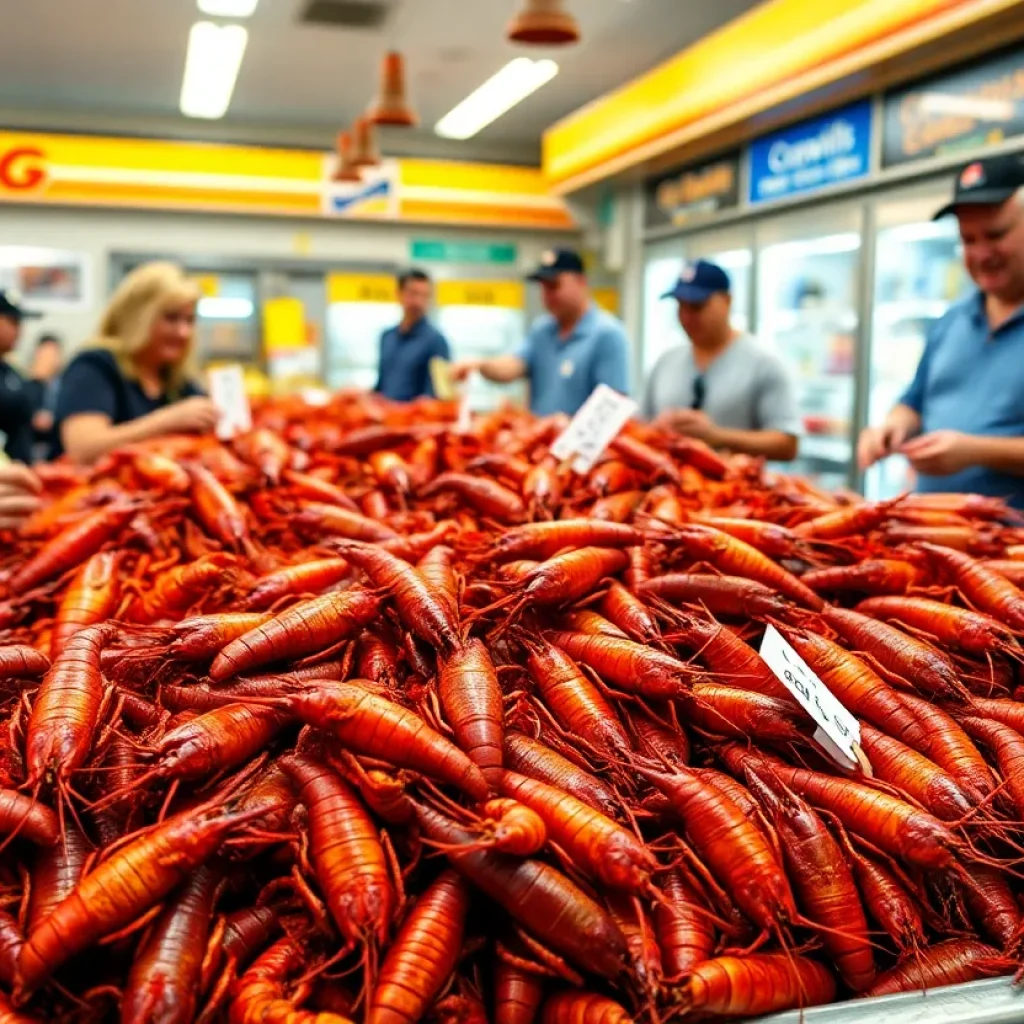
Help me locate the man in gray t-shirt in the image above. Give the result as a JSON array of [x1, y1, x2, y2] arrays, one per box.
[[642, 260, 800, 462]]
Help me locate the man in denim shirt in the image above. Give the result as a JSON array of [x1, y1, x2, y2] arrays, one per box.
[[859, 154, 1024, 507], [375, 269, 450, 401]]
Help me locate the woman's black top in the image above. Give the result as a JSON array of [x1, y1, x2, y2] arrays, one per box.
[[52, 349, 202, 458]]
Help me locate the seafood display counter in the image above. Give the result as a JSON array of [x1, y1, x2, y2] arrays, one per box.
[[2, 392, 1023, 1022], [756, 978, 1022, 1024]]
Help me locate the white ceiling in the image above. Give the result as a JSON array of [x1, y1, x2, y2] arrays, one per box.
[[0, 0, 759, 162]]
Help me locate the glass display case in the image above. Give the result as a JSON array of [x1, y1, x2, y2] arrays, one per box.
[[865, 190, 970, 500], [755, 206, 864, 491], [324, 273, 400, 392]]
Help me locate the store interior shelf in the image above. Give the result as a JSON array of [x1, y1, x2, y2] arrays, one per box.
[[752, 979, 1022, 1024]]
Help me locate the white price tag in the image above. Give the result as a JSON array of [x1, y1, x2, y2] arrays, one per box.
[[301, 388, 331, 407], [759, 625, 861, 769], [455, 374, 474, 434], [207, 364, 253, 440], [550, 384, 638, 474]]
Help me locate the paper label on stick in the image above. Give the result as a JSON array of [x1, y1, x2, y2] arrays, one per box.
[[455, 373, 474, 433], [429, 357, 456, 401], [207, 364, 252, 440], [550, 384, 637, 474], [760, 625, 861, 768]]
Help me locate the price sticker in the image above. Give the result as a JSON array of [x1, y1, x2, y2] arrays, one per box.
[[759, 625, 862, 769], [455, 372, 475, 434], [550, 384, 638, 474], [207, 364, 253, 440], [429, 357, 456, 401], [300, 388, 331, 407]]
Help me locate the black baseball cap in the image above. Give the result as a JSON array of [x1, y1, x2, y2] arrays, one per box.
[[0, 290, 41, 321], [933, 153, 1024, 219], [661, 259, 731, 303], [527, 248, 586, 282]]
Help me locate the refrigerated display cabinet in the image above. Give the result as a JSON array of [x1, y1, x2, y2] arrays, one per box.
[[755, 206, 864, 491], [325, 297, 400, 392], [865, 189, 971, 500], [752, 978, 1020, 1024]]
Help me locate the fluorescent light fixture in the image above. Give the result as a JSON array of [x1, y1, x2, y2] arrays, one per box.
[[436, 58, 559, 140], [198, 297, 254, 319], [180, 21, 248, 119], [198, 0, 258, 15]]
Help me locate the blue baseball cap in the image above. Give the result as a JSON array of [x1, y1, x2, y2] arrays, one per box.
[[527, 248, 586, 282], [661, 259, 731, 303]]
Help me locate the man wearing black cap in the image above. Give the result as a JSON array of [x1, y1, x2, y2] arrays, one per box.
[[0, 289, 44, 465], [450, 249, 629, 415], [858, 153, 1024, 506], [0, 289, 45, 530], [642, 259, 799, 461]]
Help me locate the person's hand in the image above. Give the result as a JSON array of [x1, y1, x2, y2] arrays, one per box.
[[656, 408, 717, 443], [155, 396, 220, 436], [857, 421, 912, 470], [32, 410, 54, 433], [899, 431, 976, 476], [0, 462, 43, 530], [450, 359, 482, 383]]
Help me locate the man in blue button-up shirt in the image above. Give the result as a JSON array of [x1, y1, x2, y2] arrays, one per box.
[[859, 154, 1024, 507], [450, 249, 630, 415], [374, 269, 450, 402]]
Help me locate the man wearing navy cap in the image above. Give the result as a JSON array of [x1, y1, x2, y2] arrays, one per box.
[[858, 153, 1024, 506], [450, 248, 630, 415], [642, 259, 799, 461]]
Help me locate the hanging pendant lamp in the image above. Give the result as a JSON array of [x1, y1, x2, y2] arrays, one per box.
[[367, 51, 418, 127], [332, 131, 362, 183], [351, 116, 381, 168], [507, 0, 580, 46]]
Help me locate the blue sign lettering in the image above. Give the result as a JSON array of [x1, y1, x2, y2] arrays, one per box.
[[748, 100, 874, 204]]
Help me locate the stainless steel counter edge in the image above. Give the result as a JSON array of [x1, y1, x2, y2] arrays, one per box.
[[750, 979, 1023, 1024]]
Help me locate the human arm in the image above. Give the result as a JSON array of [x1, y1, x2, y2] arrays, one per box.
[[61, 398, 219, 465], [662, 409, 798, 460], [898, 432, 1024, 477], [450, 355, 528, 384], [857, 404, 922, 470], [0, 462, 42, 530]]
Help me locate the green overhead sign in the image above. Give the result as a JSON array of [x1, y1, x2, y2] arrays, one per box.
[[410, 240, 518, 265]]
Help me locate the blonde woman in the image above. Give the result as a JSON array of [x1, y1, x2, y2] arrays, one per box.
[[54, 262, 218, 464]]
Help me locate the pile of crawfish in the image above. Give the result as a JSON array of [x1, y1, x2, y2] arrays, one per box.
[[2, 391, 1024, 1024]]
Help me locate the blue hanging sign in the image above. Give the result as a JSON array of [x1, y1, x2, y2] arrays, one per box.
[[749, 100, 874, 205]]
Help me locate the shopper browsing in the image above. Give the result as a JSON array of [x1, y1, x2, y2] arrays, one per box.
[[450, 249, 630, 415], [26, 332, 63, 459], [54, 262, 218, 464], [375, 269, 451, 401], [858, 154, 1024, 505], [0, 289, 45, 465], [643, 260, 799, 461]]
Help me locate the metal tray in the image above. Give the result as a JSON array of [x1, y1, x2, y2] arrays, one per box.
[[753, 979, 1023, 1024]]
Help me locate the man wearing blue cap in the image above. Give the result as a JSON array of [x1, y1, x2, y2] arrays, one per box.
[[643, 260, 799, 461], [859, 154, 1024, 506], [450, 249, 629, 415]]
